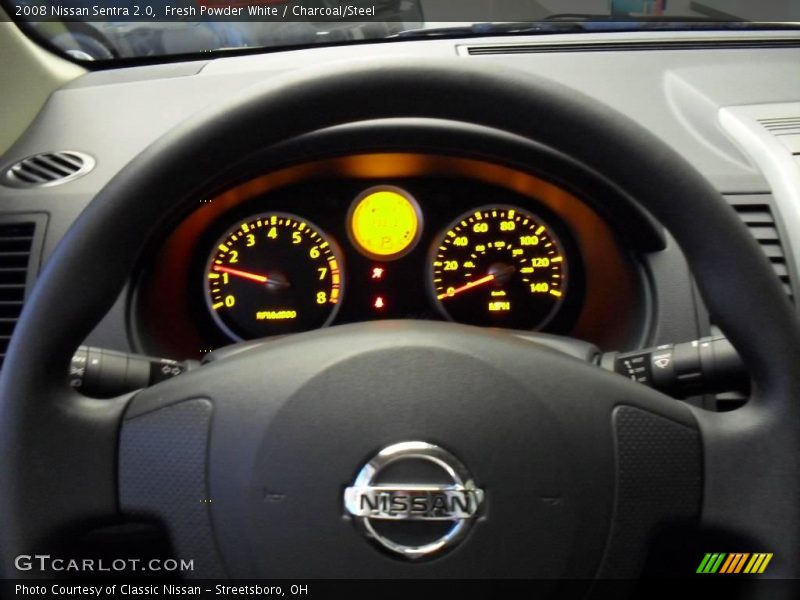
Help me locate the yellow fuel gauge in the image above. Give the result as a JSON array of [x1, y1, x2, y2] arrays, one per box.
[[348, 186, 422, 260]]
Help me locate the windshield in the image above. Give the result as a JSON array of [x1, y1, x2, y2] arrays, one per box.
[[4, 0, 800, 63]]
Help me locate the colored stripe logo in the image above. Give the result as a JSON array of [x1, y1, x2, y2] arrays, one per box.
[[696, 553, 773, 574]]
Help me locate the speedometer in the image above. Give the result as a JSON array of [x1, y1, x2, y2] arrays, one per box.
[[206, 213, 343, 340], [430, 206, 567, 329]]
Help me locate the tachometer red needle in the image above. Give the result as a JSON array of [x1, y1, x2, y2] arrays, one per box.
[[213, 265, 269, 284], [438, 274, 495, 300]]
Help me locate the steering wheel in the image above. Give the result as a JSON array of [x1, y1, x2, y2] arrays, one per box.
[[1, 59, 798, 582]]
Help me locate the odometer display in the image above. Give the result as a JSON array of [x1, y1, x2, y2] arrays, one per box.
[[206, 213, 342, 340], [431, 206, 567, 329]]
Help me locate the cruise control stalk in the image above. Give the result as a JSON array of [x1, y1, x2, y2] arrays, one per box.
[[601, 335, 748, 398]]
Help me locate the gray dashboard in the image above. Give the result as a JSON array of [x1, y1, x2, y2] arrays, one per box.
[[2, 29, 799, 356]]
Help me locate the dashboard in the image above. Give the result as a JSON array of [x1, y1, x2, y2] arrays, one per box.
[[133, 153, 645, 359], [2, 29, 800, 375]]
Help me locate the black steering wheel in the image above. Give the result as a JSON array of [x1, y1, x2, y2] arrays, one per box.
[[1, 59, 798, 582]]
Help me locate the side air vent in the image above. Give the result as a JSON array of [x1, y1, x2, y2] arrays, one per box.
[[0, 221, 38, 369], [713, 200, 793, 410], [732, 203, 794, 300], [1, 151, 95, 189]]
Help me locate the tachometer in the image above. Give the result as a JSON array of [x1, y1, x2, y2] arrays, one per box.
[[206, 213, 343, 340], [430, 206, 566, 329]]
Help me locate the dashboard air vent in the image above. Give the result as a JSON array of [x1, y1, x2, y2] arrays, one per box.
[[0, 222, 36, 369], [1, 151, 95, 189], [732, 204, 793, 300]]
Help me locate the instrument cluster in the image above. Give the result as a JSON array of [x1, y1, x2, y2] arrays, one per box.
[[134, 154, 645, 358], [204, 184, 574, 340]]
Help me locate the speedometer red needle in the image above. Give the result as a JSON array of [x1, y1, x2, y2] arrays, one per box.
[[213, 265, 269, 284], [438, 274, 495, 300]]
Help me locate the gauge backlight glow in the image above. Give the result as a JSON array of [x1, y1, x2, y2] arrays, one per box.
[[348, 186, 422, 260], [206, 213, 343, 340], [430, 206, 567, 330]]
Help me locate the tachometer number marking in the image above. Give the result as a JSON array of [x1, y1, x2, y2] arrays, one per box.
[[205, 213, 343, 340]]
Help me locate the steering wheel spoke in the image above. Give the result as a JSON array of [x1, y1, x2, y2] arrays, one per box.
[[0, 387, 126, 566], [691, 402, 800, 578]]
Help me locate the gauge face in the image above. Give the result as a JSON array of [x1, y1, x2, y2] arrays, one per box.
[[431, 206, 567, 329], [206, 213, 342, 340]]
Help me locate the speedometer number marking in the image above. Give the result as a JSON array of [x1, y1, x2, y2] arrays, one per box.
[[431, 206, 567, 329]]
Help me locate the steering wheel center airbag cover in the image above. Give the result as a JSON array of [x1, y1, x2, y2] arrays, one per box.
[[217, 322, 590, 577], [120, 321, 698, 578]]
